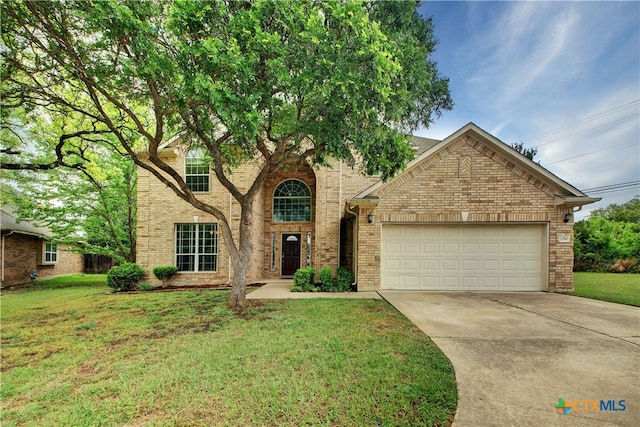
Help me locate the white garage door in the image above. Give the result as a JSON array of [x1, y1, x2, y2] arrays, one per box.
[[381, 224, 546, 291]]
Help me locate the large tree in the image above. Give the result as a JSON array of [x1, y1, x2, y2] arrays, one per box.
[[2, 149, 137, 263], [1, 0, 452, 308]]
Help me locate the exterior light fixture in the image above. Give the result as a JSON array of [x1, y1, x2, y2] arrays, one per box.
[[563, 213, 573, 223], [367, 213, 374, 224]]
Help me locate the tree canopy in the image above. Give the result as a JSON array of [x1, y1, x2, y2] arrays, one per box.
[[2, 150, 137, 263], [1, 0, 452, 307], [574, 197, 640, 273]]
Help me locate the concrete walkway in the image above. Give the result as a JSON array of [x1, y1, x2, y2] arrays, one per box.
[[380, 291, 640, 427], [246, 280, 381, 299]]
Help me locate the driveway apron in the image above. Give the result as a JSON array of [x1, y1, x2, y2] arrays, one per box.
[[380, 292, 640, 427]]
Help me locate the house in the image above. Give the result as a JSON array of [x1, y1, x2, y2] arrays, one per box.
[[136, 123, 599, 292], [1, 207, 84, 287]]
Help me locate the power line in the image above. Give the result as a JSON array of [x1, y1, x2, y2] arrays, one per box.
[[542, 141, 636, 165], [523, 99, 640, 147], [582, 181, 640, 195], [530, 113, 638, 149]]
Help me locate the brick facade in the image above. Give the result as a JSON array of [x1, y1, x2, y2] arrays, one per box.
[[136, 146, 377, 286], [1, 234, 84, 287], [353, 130, 582, 292], [137, 124, 594, 291]]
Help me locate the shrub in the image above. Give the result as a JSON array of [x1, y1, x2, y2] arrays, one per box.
[[336, 267, 354, 292], [153, 265, 178, 287], [137, 282, 154, 291], [291, 267, 317, 292], [107, 263, 146, 292], [610, 259, 637, 273], [318, 267, 335, 291]]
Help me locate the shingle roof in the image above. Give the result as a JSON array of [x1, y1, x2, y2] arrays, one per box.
[[0, 207, 50, 238]]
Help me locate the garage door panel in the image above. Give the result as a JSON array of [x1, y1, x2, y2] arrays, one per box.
[[502, 260, 520, 271], [462, 259, 480, 271], [463, 243, 480, 254], [384, 259, 401, 270], [423, 259, 439, 270], [404, 242, 421, 254], [463, 277, 480, 288], [443, 276, 460, 288], [381, 224, 545, 291], [483, 242, 499, 253], [403, 258, 420, 271], [482, 260, 499, 271], [502, 243, 519, 254], [443, 243, 460, 254], [443, 259, 459, 271]]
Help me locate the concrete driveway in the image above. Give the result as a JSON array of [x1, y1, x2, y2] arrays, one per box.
[[380, 292, 640, 426]]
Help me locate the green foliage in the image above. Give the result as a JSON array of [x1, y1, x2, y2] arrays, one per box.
[[318, 267, 335, 291], [590, 196, 640, 223], [336, 267, 355, 292], [291, 267, 318, 292], [574, 199, 640, 272], [2, 0, 451, 306], [2, 151, 137, 263], [509, 142, 538, 161], [152, 266, 178, 287], [107, 263, 146, 292], [137, 282, 155, 292]]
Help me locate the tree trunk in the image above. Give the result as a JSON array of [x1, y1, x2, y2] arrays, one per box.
[[227, 201, 254, 310], [229, 257, 248, 309]]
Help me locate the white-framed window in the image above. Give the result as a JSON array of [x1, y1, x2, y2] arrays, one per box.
[[43, 241, 57, 264], [185, 149, 210, 192], [273, 179, 311, 222], [175, 223, 217, 272]]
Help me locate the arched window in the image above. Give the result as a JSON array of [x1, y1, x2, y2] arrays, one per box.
[[273, 179, 311, 222]]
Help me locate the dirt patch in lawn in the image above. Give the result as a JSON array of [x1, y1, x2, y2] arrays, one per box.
[[122, 282, 266, 293]]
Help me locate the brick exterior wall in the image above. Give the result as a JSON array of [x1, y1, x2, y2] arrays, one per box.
[[137, 130, 580, 291], [355, 134, 576, 292], [1, 234, 84, 287], [136, 147, 377, 286]]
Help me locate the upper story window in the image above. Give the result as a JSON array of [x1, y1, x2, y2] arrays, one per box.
[[43, 241, 57, 264], [185, 149, 210, 192], [273, 179, 311, 222]]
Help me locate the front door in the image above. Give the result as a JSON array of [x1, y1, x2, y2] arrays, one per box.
[[282, 234, 301, 276]]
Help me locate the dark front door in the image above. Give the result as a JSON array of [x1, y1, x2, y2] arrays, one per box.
[[282, 234, 301, 276]]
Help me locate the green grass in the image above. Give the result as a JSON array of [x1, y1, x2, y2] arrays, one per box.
[[572, 272, 640, 306], [1, 275, 457, 426]]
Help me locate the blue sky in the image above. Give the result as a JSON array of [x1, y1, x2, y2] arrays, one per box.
[[415, 1, 639, 220]]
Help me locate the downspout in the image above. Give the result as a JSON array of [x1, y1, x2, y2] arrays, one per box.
[[345, 203, 358, 286], [1, 231, 15, 285]]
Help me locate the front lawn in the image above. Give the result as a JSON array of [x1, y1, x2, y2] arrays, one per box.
[[1, 275, 457, 426], [572, 272, 640, 306]]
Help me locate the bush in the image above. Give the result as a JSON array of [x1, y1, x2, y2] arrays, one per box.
[[153, 265, 178, 287], [318, 267, 335, 291], [336, 267, 354, 292], [137, 282, 154, 291], [107, 263, 146, 292], [610, 259, 638, 273], [291, 267, 317, 292]]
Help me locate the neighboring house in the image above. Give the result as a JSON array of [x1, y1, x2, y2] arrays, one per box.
[[136, 123, 599, 292], [0, 207, 84, 287]]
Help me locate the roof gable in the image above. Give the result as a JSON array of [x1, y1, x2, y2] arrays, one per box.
[[353, 123, 599, 207]]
